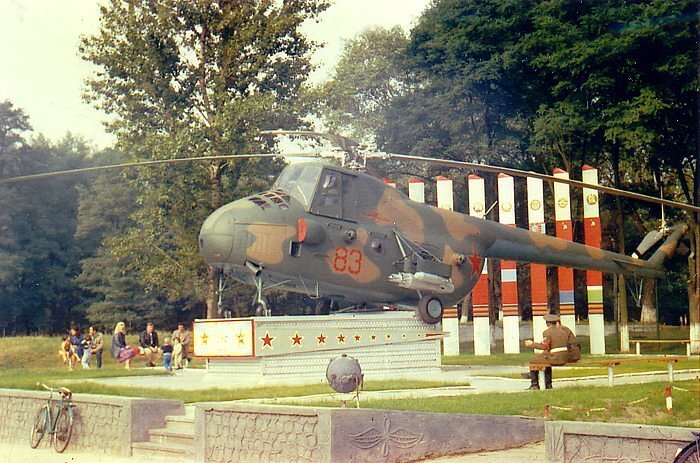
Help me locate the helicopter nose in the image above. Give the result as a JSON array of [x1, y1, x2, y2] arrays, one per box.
[[199, 205, 236, 268]]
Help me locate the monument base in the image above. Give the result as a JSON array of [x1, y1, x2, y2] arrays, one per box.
[[194, 312, 443, 387]]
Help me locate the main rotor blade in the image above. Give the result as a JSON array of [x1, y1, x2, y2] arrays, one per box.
[[0, 152, 319, 185], [380, 153, 700, 214]]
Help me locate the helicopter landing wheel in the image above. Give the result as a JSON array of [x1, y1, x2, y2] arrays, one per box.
[[417, 295, 443, 324], [254, 300, 268, 317]]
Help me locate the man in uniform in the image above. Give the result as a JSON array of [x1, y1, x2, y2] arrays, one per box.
[[524, 313, 570, 390]]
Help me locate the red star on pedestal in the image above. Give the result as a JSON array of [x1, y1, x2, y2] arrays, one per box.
[[337, 333, 346, 343], [291, 332, 303, 346], [317, 333, 326, 344], [354, 335, 361, 342], [260, 331, 274, 348], [468, 250, 482, 276], [371, 335, 376, 341]]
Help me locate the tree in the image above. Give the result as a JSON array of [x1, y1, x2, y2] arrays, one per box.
[[82, 0, 329, 318]]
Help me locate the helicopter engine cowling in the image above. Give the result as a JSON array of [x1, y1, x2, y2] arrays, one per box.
[[388, 271, 455, 294]]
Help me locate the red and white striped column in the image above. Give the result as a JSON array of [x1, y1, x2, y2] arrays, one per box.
[[408, 178, 425, 204], [468, 174, 491, 355], [436, 176, 460, 355], [498, 174, 520, 353], [583, 165, 605, 354], [527, 177, 549, 346], [553, 169, 576, 334]]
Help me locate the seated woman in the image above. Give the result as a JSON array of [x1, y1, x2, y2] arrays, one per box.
[[111, 321, 136, 370]]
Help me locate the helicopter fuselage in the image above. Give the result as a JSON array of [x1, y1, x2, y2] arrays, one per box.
[[198, 162, 484, 309]]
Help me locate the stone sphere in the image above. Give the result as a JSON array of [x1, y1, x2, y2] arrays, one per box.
[[326, 354, 363, 393]]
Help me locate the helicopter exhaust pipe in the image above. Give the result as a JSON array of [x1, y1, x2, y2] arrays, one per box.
[[245, 260, 263, 276], [389, 272, 455, 294]]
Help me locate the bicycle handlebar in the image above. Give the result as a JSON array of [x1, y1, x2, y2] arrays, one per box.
[[36, 382, 72, 397]]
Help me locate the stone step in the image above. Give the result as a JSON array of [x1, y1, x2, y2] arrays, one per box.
[[164, 413, 195, 434], [148, 427, 195, 447], [132, 441, 194, 460]]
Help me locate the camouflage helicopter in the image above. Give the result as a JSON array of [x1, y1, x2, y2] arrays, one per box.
[[1, 131, 694, 324]]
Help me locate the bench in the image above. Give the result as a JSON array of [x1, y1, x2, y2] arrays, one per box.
[[631, 339, 698, 357], [531, 357, 681, 387]]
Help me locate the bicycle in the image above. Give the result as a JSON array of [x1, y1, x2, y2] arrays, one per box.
[[674, 431, 700, 463], [29, 382, 76, 453]]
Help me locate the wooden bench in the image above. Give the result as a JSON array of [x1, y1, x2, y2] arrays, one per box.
[[531, 357, 681, 387], [631, 339, 698, 357]]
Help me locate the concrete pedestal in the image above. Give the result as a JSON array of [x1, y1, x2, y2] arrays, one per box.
[[193, 312, 443, 386], [589, 313, 606, 354], [502, 315, 520, 354], [473, 317, 491, 355], [560, 314, 576, 336], [442, 307, 460, 356]]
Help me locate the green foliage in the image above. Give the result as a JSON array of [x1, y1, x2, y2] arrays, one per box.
[[81, 0, 329, 317]]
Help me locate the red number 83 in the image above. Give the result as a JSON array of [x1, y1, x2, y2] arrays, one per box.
[[332, 247, 362, 275]]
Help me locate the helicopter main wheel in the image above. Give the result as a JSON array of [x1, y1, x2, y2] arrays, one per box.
[[417, 295, 443, 325], [254, 300, 267, 317]]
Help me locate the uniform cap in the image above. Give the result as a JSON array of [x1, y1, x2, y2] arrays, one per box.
[[543, 313, 560, 322]]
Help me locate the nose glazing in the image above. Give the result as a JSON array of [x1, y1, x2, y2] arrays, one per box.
[[199, 206, 235, 268]]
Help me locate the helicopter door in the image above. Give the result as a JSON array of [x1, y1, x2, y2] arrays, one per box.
[[311, 169, 343, 219]]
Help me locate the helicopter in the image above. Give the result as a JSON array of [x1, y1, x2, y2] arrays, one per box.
[[1, 131, 694, 324]]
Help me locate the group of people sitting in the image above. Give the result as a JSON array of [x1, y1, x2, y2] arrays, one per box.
[[109, 321, 191, 372], [58, 326, 104, 370]]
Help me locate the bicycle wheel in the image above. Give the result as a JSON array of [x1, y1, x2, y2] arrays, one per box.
[[53, 406, 73, 453], [29, 406, 49, 448], [674, 439, 700, 463]]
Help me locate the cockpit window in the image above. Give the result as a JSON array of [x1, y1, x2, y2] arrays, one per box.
[[272, 164, 323, 209]]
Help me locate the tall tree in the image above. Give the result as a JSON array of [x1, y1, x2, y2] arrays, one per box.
[[82, 0, 329, 318]]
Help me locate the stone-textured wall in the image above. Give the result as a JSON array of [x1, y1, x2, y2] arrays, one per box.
[[196, 403, 331, 463], [545, 421, 697, 463], [196, 403, 544, 463], [0, 388, 183, 455]]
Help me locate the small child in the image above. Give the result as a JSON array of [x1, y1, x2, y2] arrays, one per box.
[[162, 337, 173, 374], [58, 336, 73, 369]]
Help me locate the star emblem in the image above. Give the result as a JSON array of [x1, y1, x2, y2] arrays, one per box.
[[468, 250, 482, 276], [200, 332, 208, 345], [291, 332, 303, 346], [236, 330, 245, 346], [317, 333, 326, 344], [337, 333, 346, 343], [371, 335, 376, 341], [260, 331, 274, 348], [354, 335, 361, 342]]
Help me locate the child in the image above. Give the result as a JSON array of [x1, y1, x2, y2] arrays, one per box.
[[162, 337, 173, 374], [58, 336, 78, 370]]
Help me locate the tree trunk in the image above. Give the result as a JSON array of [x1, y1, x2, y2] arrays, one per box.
[[639, 277, 657, 324], [613, 147, 630, 353], [689, 222, 700, 354], [205, 161, 223, 319]]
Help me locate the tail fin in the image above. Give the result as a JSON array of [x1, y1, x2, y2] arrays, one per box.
[[646, 224, 688, 268]]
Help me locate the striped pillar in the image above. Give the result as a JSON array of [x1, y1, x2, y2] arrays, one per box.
[[583, 165, 605, 354], [553, 169, 576, 334], [383, 178, 396, 188], [408, 178, 425, 203], [436, 176, 459, 355], [436, 176, 454, 211], [468, 174, 490, 355], [497, 174, 520, 353], [527, 177, 549, 347]]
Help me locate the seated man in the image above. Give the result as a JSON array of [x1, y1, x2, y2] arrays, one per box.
[[523, 313, 570, 390], [138, 322, 161, 367]]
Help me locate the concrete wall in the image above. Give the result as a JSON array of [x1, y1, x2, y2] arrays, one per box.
[[195, 402, 545, 463], [0, 388, 183, 456], [545, 421, 697, 463]]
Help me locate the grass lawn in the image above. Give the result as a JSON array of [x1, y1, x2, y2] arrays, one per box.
[[288, 379, 700, 427], [0, 335, 467, 403]]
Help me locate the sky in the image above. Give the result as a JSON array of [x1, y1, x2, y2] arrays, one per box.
[[0, 0, 431, 150]]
